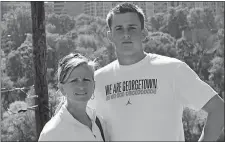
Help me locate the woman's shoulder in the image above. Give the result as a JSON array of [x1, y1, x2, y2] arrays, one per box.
[[38, 114, 65, 141]]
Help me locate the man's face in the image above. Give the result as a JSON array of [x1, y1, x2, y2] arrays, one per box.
[[108, 12, 144, 56]]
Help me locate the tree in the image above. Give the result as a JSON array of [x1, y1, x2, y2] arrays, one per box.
[[1, 50, 14, 89], [74, 13, 95, 29], [6, 50, 24, 82], [143, 32, 177, 58], [208, 29, 224, 99], [46, 13, 75, 34], [182, 108, 207, 141], [31, 1, 49, 137], [187, 7, 217, 30], [161, 6, 189, 39], [1, 101, 36, 141], [208, 57, 224, 97], [105, 42, 117, 63], [5, 34, 34, 87], [2, 7, 32, 52], [55, 35, 75, 62], [176, 37, 214, 81], [215, 9, 224, 29], [77, 34, 98, 51], [148, 13, 166, 32], [17, 33, 34, 86]]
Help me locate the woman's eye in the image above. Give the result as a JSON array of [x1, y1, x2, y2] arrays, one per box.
[[71, 79, 78, 82], [116, 28, 122, 31], [70, 78, 91, 83]]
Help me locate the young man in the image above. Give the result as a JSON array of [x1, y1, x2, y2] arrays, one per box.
[[88, 2, 224, 141]]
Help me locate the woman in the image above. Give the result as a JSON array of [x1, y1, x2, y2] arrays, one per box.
[[38, 53, 108, 141]]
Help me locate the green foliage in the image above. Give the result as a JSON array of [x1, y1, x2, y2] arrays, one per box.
[[1, 101, 36, 141], [1, 109, 36, 141], [215, 10, 224, 29], [182, 107, 207, 141], [8, 101, 28, 114], [6, 34, 34, 87], [2, 7, 32, 53], [48, 84, 63, 116], [1, 50, 14, 89], [187, 7, 217, 30], [144, 32, 177, 57], [6, 50, 24, 82], [46, 13, 75, 34], [208, 57, 224, 97], [77, 34, 98, 51], [148, 13, 166, 31], [162, 6, 189, 39], [74, 13, 96, 29]]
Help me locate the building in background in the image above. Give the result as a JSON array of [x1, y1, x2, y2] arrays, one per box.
[[4, 1, 221, 19], [1, 1, 54, 18], [83, 1, 147, 19], [145, 1, 224, 18], [53, 1, 67, 15], [44, 2, 54, 15], [64, 2, 84, 17], [84, 2, 112, 18], [1, 1, 30, 18], [53, 1, 84, 17]]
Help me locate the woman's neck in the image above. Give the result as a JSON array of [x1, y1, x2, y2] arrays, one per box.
[[66, 99, 92, 129], [66, 99, 87, 118]]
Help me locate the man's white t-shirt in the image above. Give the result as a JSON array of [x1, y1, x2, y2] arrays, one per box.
[[88, 53, 217, 141]]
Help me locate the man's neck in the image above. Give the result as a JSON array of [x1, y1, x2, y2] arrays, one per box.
[[117, 51, 147, 65]]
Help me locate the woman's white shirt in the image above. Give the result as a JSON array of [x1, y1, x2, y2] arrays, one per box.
[[38, 102, 105, 141]]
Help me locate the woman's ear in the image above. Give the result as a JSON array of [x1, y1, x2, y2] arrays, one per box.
[[93, 81, 95, 94], [141, 28, 148, 41]]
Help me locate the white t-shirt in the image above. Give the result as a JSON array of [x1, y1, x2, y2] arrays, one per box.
[[88, 53, 217, 141], [38, 101, 107, 141]]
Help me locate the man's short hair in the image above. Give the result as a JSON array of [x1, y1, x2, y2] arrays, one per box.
[[106, 2, 146, 30]]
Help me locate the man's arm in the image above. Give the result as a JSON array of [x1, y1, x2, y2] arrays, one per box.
[[199, 94, 224, 141]]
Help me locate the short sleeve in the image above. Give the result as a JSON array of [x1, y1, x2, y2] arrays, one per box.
[[174, 62, 217, 111]]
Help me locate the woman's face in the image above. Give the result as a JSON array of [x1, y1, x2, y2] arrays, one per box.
[[61, 63, 95, 103]]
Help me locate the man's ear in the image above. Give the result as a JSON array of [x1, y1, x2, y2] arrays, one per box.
[[141, 28, 148, 41], [59, 84, 65, 95], [107, 30, 114, 43]]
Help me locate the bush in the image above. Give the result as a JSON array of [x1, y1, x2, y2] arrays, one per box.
[[1, 105, 37, 141]]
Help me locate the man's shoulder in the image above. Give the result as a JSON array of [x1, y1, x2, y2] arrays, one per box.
[[95, 60, 118, 77], [149, 53, 183, 66]]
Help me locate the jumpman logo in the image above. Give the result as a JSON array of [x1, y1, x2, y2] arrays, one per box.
[[126, 98, 132, 105]]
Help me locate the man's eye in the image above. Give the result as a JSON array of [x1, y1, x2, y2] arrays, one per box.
[[84, 78, 91, 82], [129, 27, 136, 30]]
